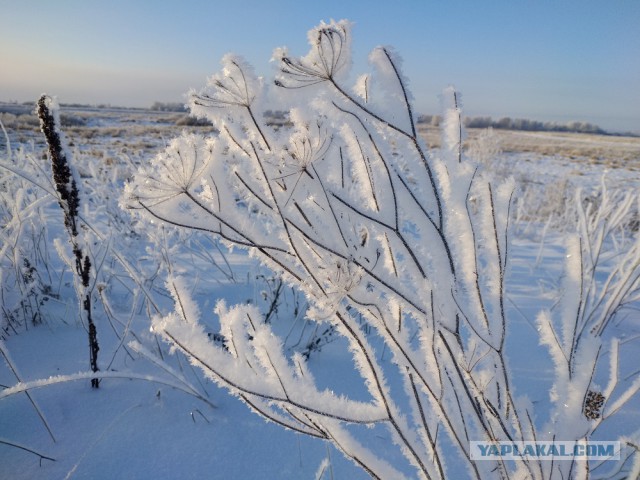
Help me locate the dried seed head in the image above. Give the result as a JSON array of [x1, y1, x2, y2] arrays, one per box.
[[584, 390, 605, 420]]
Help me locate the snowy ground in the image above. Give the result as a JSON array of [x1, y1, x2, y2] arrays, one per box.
[[1, 107, 639, 479]]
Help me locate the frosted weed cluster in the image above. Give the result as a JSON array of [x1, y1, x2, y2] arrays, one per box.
[[125, 20, 640, 479]]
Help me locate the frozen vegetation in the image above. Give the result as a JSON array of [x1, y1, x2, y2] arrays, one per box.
[[1, 20, 640, 479]]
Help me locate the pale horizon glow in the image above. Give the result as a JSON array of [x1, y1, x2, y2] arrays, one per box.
[[1, 0, 639, 133]]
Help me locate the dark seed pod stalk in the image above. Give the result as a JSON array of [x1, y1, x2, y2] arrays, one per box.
[[37, 95, 100, 388]]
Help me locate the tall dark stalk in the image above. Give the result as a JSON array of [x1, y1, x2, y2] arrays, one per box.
[[37, 95, 100, 388]]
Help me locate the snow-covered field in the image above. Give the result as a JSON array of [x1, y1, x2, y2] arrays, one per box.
[[1, 106, 639, 479]]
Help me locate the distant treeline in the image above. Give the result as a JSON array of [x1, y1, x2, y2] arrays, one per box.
[[2, 100, 186, 112], [150, 102, 187, 112], [1, 100, 632, 136], [417, 114, 610, 135]]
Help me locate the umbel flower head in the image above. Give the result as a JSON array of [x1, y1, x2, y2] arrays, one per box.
[[274, 19, 352, 89], [127, 133, 212, 207], [188, 55, 270, 149], [283, 117, 332, 174], [308, 258, 364, 320], [190, 54, 260, 111]]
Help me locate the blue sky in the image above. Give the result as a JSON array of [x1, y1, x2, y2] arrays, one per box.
[[1, 0, 639, 132]]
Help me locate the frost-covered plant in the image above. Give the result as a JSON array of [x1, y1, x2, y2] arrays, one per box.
[[125, 20, 640, 479], [467, 127, 503, 174], [533, 183, 640, 479], [37, 95, 100, 388], [0, 127, 57, 335], [0, 198, 52, 333]]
